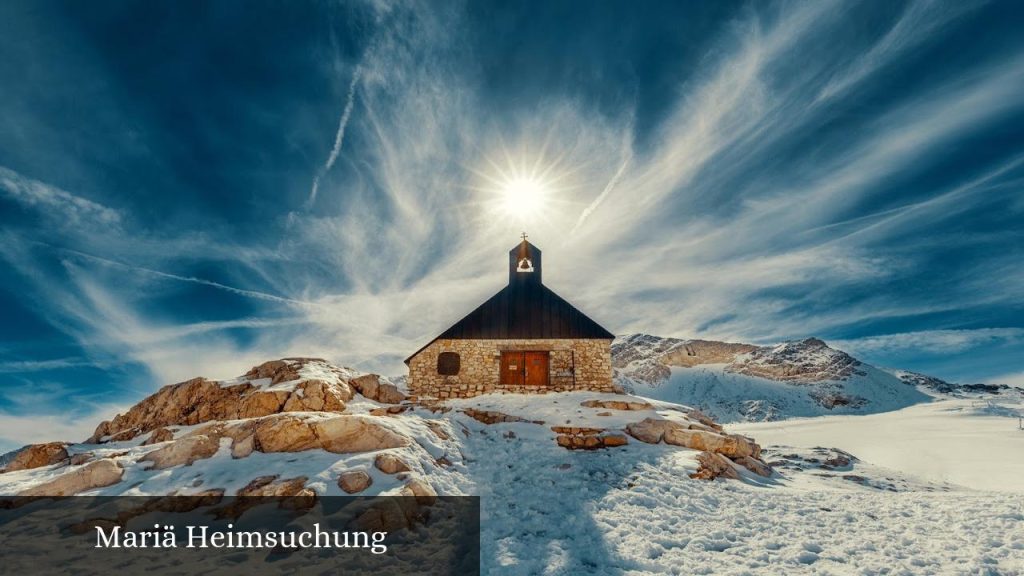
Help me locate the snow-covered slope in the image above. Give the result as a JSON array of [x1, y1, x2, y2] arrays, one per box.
[[2, 358, 1022, 574], [613, 334, 933, 422]]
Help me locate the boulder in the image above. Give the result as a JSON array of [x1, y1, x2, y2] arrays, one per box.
[[141, 435, 220, 470], [253, 415, 319, 453], [402, 477, 437, 506], [311, 416, 410, 454], [689, 452, 739, 481], [231, 435, 255, 459], [663, 428, 759, 459], [350, 374, 380, 400], [624, 418, 674, 444], [338, 470, 373, 494], [374, 453, 411, 474], [4, 442, 68, 472], [18, 459, 123, 496], [142, 428, 174, 446], [626, 417, 761, 460], [351, 374, 406, 404]]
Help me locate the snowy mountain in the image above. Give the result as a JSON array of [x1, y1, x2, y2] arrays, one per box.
[[612, 334, 936, 422]]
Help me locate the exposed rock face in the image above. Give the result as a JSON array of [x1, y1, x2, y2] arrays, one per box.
[[375, 453, 411, 474], [87, 358, 359, 443], [612, 335, 758, 385], [338, 470, 373, 494], [613, 334, 866, 386], [141, 435, 220, 470], [3, 442, 68, 472], [689, 451, 740, 481], [18, 459, 123, 496], [727, 338, 864, 383]]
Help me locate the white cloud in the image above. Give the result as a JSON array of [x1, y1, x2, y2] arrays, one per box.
[[0, 165, 121, 228], [831, 329, 1024, 355]]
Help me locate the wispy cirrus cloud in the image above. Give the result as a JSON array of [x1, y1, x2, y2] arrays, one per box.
[[0, 0, 1022, 447]]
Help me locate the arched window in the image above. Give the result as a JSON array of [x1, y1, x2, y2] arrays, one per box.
[[437, 352, 460, 375]]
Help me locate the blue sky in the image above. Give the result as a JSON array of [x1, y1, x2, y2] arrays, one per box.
[[1, 0, 1023, 449]]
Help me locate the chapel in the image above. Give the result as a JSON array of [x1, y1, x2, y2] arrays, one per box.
[[405, 235, 615, 398]]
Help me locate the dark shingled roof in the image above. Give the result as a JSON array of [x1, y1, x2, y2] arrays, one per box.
[[405, 240, 614, 364]]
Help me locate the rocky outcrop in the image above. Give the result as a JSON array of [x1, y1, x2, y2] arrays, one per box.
[[626, 418, 760, 458], [689, 451, 740, 481], [625, 417, 770, 477], [17, 459, 123, 496], [87, 359, 360, 443], [192, 414, 412, 456], [141, 435, 220, 470], [3, 442, 68, 472], [338, 470, 373, 494], [374, 453, 411, 474]]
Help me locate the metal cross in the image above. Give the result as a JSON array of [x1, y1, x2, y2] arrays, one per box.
[[520, 232, 528, 241]]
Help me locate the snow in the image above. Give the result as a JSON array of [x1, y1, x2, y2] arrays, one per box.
[[622, 364, 930, 423], [446, 396, 1023, 575], [733, 396, 1024, 493], [3, 384, 1023, 574]]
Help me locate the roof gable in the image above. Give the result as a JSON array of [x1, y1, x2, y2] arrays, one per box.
[[405, 239, 615, 364]]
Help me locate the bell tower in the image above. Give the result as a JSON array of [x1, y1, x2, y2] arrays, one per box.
[[509, 232, 542, 286]]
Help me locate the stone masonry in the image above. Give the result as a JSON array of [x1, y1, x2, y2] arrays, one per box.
[[408, 338, 614, 399]]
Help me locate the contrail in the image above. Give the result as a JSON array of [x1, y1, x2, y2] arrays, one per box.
[[570, 153, 631, 236], [57, 246, 319, 308], [307, 66, 362, 209]]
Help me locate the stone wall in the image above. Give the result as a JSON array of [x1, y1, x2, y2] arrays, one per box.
[[407, 339, 614, 399]]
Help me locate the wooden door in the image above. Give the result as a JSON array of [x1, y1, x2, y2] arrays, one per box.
[[524, 352, 549, 386], [500, 351, 524, 385]]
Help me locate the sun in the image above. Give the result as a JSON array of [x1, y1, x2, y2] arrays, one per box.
[[469, 148, 571, 227], [499, 176, 548, 217]]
